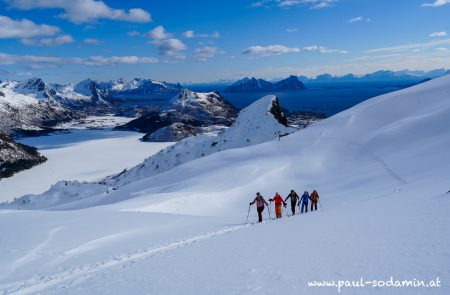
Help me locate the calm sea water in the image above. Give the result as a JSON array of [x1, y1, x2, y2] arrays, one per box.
[[112, 81, 419, 117], [189, 81, 417, 116]]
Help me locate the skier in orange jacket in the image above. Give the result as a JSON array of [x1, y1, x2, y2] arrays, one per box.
[[269, 192, 287, 218]]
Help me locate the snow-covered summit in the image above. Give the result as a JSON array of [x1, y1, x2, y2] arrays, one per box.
[[96, 78, 183, 98]]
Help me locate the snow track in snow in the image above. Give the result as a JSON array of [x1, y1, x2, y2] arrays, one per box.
[[0, 223, 255, 295]]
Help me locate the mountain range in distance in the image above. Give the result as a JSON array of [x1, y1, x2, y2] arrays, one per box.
[[186, 68, 450, 90]]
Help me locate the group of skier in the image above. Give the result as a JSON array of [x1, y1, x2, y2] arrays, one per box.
[[249, 190, 320, 223]]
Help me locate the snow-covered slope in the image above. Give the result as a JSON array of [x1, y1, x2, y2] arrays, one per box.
[[0, 76, 449, 294], [0, 75, 449, 295]]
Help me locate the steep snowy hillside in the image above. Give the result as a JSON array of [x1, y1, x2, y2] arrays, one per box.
[[0, 131, 46, 178], [0, 75, 449, 295], [4, 95, 294, 208]]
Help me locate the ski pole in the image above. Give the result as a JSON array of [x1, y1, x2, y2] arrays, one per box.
[[246, 204, 251, 224], [268, 202, 272, 220], [319, 199, 323, 211]]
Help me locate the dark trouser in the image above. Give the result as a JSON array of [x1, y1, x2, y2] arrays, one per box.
[[301, 203, 308, 213], [311, 201, 318, 211], [291, 202, 296, 215], [257, 206, 264, 223]]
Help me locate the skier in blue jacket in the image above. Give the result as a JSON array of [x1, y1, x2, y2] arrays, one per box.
[[299, 191, 310, 213]]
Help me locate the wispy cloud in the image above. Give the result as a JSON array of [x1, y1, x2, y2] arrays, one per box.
[[70, 56, 159, 66], [6, 0, 151, 24], [0, 53, 159, 66], [251, 0, 337, 9], [286, 28, 298, 33], [242, 45, 300, 56], [0, 15, 60, 39], [83, 38, 103, 45], [365, 39, 450, 54], [193, 46, 221, 61], [21, 34, 74, 46], [182, 30, 220, 39], [422, 0, 450, 7], [429, 31, 447, 37], [303, 45, 349, 54]]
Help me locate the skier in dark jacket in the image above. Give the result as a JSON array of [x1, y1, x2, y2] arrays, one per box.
[[299, 191, 310, 213], [250, 192, 269, 223], [285, 190, 300, 215]]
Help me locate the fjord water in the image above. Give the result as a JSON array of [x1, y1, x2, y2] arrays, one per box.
[[189, 81, 418, 116]]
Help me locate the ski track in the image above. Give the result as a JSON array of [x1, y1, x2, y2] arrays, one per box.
[[1, 227, 64, 281], [0, 223, 257, 295]]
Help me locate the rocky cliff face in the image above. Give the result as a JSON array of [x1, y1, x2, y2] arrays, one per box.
[[0, 131, 47, 179]]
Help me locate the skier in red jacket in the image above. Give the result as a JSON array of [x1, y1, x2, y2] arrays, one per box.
[[269, 192, 287, 218]]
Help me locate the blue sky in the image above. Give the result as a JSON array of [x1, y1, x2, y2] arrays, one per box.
[[1, 0, 450, 83]]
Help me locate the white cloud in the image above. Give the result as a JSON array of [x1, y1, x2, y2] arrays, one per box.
[[242, 45, 300, 56], [365, 39, 450, 54], [70, 56, 159, 66], [429, 31, 447, 37], [303, 45, 349, 54], [147, 26, 171, 40], [435, 47, 448, 51], [0, 15, 60, 38], [0, 52, 158, 65], [0, 53, 63, 65], [286, 28, 298, 33], [152, 38, 187, 59], [7, 0, 151, 24], [422, 0, 450, 7], [251, 0, 337, 9], [347, 16, 363, 23], [83, 38, 102, 45], [194, 46, 220, 61], [20, 34, 74, 46], [182, 30, 220, 39]]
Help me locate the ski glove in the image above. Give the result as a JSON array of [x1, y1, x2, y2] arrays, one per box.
[[249, 202, 252, 205], [269, 199, 273, 202], [283, 202, 287, 207]]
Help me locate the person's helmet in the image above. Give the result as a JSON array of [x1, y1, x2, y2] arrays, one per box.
[[256, 192, 260, 195], [304, 191, 308, 194], [291, 190, 294, 193]]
